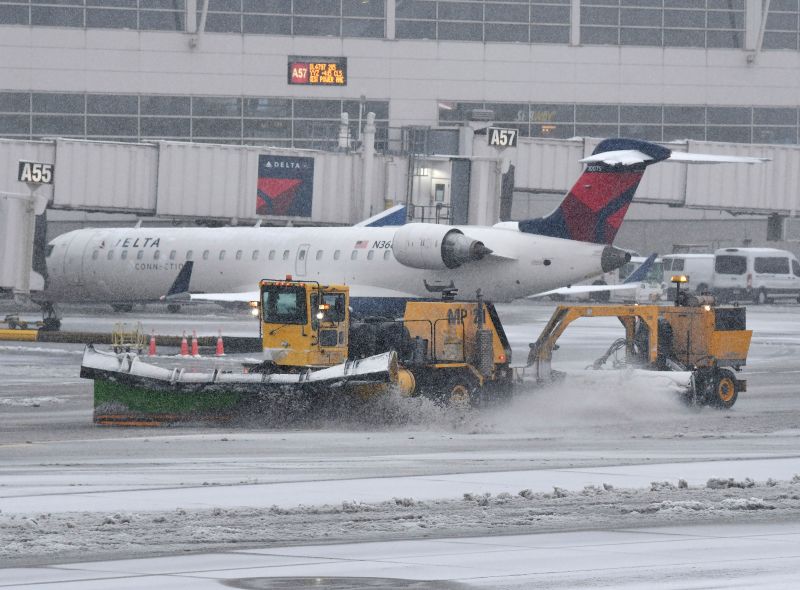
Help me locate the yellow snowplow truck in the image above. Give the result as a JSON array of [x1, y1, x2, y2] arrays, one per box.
[[81, 279, 515, 425], [527, 277, 752, 409], [253, 278, 515, 407]]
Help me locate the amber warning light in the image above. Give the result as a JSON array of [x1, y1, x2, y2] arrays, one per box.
[[288, 57, 347, 86]]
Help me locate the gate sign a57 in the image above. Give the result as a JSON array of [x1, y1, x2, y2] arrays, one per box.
[[487, 127, 518, 148]]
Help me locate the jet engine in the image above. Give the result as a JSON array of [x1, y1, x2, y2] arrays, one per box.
[[391, 223, 492, 270]]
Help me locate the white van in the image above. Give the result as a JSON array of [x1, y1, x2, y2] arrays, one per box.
[[662, 254, 715, 299], [712, 247, 800, 304]]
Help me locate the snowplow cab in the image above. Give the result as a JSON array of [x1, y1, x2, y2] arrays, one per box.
[[260, 279, 350, 368]]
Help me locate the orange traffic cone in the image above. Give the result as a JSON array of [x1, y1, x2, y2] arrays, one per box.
[[215, 331, 225, 356], [180, 331, 189, 356], [191, 329, 199, 356], [148, 330, 157, 356]]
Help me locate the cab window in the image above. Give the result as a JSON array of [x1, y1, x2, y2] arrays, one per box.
[[261, 286, 307, 325], [793, 260, 800, 278], [311, 292, 346, 325], [672, 258, 684, 271]]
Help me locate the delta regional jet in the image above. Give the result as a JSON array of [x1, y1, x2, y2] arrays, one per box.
[[44, 139, 763, 315]]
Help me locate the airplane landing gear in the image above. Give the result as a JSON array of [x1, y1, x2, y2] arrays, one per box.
[[40, 301, 61, 331]]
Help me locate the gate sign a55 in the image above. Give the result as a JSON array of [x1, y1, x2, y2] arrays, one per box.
[[18, 160, 54, 184]]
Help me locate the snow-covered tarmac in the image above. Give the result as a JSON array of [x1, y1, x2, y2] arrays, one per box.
[[2, 301, 800, 588]]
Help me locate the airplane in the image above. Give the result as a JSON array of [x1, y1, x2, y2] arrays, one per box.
[[42, 138, 764, 322]]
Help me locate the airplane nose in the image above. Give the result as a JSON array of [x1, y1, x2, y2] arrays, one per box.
[[601, 246, 631, 272]]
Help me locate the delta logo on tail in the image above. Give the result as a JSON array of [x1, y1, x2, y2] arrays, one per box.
[[518, 139, 672, 244]]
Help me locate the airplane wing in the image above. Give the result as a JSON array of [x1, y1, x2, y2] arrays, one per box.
[[183, 290, 260, 303], [530, 252, 659, 299], [529, 283, 641, 299]]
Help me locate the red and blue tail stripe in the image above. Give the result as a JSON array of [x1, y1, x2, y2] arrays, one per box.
[[519, 139, 671, 245]]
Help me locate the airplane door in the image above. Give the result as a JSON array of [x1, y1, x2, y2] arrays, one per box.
[[62, 231, 94, 286], [295, 243, 310, 277]]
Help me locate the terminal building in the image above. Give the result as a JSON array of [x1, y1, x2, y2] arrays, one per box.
[[2, 0, 800, 257]]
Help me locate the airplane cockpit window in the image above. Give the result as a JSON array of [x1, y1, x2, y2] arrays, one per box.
[[316, 250, 323, 260], [107, 250, 114, 260], [261, 286, 307, 325], [268, 250, 276, 260], [137, 250, 144, 260], [202, 250, 209, 260], [121, 251, 128, 260], [334, 250, 341, 260], [367, 250, 375, 260], [153, 250, 161, 260], [92, 250, 99, 260], [219, 250, 226, 260], [186, 250, 193, 261], [236, 250, 242, 260], [282, 250, 290, 260], [252, 250, 259, 260], [350, 251, 358, 260]]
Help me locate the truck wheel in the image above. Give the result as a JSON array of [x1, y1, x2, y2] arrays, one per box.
[[755, 288, 768, 305], [444, 375, 476, 409], [710, 369, 738, 409]]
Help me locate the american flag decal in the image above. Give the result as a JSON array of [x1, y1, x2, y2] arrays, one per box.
[[354, 240, 369, 249]]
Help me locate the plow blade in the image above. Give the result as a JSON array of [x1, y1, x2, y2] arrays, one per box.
[[81, 345, 398, 426]]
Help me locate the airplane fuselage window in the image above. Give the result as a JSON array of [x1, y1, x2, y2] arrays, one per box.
[[351, 251, 358, 260], [268, 250, 276, 260], [92, 250, 99, 260], [153, 250, 161, 260], [316, 250, 323, 260], [137, 250, 144, 260], [383, 250, 391, 260], [298, 250, 306, 260], [252, 250, 259, 260], [219, 250, 226, 260], [367, 250, 375, 260], [334, 250, 341, 260], [169, 250, 176, 260], [121, 250, 128, 260], [107, 250, 114, 260], [282, 250, 290, 260], [236, 250, 242, 260], [186, 250, 193, 260], [203, 250, 209, 260]]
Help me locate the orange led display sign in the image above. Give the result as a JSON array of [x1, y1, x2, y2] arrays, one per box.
[[288, 57, 347, 86]]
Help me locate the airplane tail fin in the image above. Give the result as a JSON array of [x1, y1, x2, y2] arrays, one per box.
[[518, 139, 672, 244], [162, 261, 193, 300]]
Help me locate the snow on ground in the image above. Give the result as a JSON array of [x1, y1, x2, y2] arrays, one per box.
[[2, 474, 800, 568]]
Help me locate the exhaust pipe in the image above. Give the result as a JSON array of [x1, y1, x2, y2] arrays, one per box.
[[601, 246, 631, 273]]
